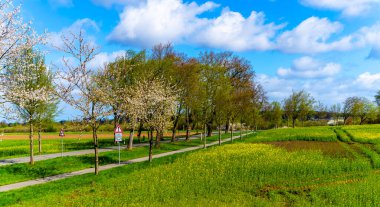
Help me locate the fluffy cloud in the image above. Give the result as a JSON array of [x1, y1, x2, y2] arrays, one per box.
[[354, 72, 380, 89], [357, 23, 380, 59], [108, 0, 218, 47], [88, 51, 126, 69], [258, 72, 379, 105], [193, 10, 281, 51], [277, 56, 341, 78], [100, 0, 380, 56], [107, 0, 281, 51], [48, 18, 99, 49], [300, 0, 380, 16], [106, 0, 380, 54], [276, 17, 356, 54]]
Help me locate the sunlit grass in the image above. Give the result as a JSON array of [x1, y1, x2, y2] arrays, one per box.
[[1, 142, 373, 207], [253, 127, 337, 142]]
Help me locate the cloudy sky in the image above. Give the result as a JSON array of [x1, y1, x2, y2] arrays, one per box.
[[21, 0, 380, 120]]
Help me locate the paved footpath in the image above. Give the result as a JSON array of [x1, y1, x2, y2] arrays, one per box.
[[0, 133, 212, 166], [0, 133, 251, 193]]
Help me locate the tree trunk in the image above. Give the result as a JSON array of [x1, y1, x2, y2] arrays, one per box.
[[149, 130, 153, 162], [155, 130, 162, 149], [218, 124, 221, 146], [207, 122, 212, 137], [185, 107, 190, 141], [287, 117, 290, 127], [38, 123, 42, 154], [230, 123, 233, 143], [137, 122, 143, 143], [171, 127, 177, 143], [224, 118, 230, 134], [128, 124, 135, 150], [203, 124, 207, 149], [113, 112, 118, 143], [191, 122, 196, 133], [171, 111, 181, 142], [360, 117, 365, 125], [93, 126, 99, 175], [240, 119, 242, 140], [292, 118, 296, 128], [29, 121, 34, 165]]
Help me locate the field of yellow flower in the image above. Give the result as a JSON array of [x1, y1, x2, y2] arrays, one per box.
[[343, 124, 380, 144], [2, 127, 380, 206]]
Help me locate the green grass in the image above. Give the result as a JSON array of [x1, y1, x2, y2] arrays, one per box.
[[2, 127, 380, 206], [343, 124, 380, 144], [253, 127, 337, 142], [0, 138, 117, 159], [334, 128, 351, 142], [0, 141, 373, 207], [356, 144, 380, 169], [0, 131, 201, 159], [0, 144, 181, 186], [0, 132, 243, 186]]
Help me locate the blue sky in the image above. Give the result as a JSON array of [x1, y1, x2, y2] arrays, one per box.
[[20, 0, 380, 120]]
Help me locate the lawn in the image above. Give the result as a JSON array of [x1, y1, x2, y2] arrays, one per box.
[[1, 139, 376, 207], [342, 124, 380, 144], [0, 131, 198, 159], [1, 127, 380, 206], [0, 132, 243, 186], [253, 127, 337, 142]]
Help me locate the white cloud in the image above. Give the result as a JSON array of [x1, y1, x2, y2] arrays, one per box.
[[108, 0, 219, 47], [356, 23, 380, 59], [107, 0, 281, 51], [193, 10, 282, 51], [300, 0, 380, 16], [48, 18, 99, 49], [354, 72, 380, 89], [276, 17, 356, 54], [277, 56, 341, 78], [88, 51, 126, 69], [258, 72, 378, 105], [105, 0, 380, 54]]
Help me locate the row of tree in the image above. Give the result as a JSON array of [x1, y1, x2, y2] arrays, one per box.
[[0, 19, 265, 174], [2, 0, 380, 175], [254, 90, 380, 129], [53, 32, 265, 174]]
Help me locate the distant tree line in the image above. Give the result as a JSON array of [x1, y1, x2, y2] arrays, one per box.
[[250, 90, 380, 129]]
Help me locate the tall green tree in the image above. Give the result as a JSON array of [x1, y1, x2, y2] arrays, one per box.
[[35, 100, 59, 154], [198, 51, 230, 138], [283, 90, 315, 128], [270, 101, 283, 128], [344, 96, 376, 125], [97, 50, 146, 147]]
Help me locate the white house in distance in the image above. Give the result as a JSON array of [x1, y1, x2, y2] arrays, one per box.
[[327, 118, 345, 126]]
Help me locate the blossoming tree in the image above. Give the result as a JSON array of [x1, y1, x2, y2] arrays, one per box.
[[122, 79, 177, 161], [55, 30, 111, 175], [3, 49, 54, 164]]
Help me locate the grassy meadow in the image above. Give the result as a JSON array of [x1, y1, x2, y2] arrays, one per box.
[[0, 132, 242, 186], [0, 131, 196, 159], [1, 126, 380, 206]]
